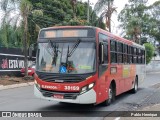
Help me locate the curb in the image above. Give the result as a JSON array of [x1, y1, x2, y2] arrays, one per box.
[[0, 82, 34, 90]]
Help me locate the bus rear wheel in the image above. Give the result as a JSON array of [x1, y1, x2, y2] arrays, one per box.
[[131, 77, 138, 93], [103, 84, 115, 106]]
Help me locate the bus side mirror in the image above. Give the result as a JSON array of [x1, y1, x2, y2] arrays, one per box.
[[99, 42, 104, 64]]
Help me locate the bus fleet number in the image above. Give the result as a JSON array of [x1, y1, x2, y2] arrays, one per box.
[[64, 86, 79, 91]]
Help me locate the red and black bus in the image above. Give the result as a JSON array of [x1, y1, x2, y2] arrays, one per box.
[[33, 26, 145, 105]]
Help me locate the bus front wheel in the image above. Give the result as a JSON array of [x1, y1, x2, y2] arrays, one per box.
[[103, 84, 115, 106]]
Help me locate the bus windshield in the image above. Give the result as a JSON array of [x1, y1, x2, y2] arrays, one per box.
[[36, 41, 96, 74]]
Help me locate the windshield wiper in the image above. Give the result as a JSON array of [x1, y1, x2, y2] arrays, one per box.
[[48, 40, 61, 65], [48, 40, 61, 55], [67, 39, 81, 57], [64, 39, 81, 73], [66, 39, 81, 65]]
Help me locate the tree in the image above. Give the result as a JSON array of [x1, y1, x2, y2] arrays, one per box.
[[118, 0, 160, 44], [1, 0, 96, 48], [147, 1, 160, 43], [71, 0, 77, 20], [1, 0, 42, 76], [144, 43, 154, 64], [0, 24, 23, 48], [20, 0, 32, 77], [118, 0, 147, 43], [94, 0, 116, 32]]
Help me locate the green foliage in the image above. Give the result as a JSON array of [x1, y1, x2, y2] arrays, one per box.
[[94, 0, 116, 31], [118, 0, 160, 44], [0, 0, 98, 48], [144, 43, 155, 64], [94, 0, 114, 14], [28, 0, 92, 28], [0, 24, 23, 48], [147, 1, 160, 43], [27, 0, 97, 43], [118, 0, 147, 43], [0, 0, 35, 49]]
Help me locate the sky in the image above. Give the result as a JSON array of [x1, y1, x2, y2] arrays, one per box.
[[0, 0, 158, 36]]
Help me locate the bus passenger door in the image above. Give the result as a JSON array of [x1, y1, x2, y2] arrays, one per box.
[[97, 42, 109, 103]]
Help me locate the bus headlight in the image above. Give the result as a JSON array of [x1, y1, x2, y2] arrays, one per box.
[[80, 86, 88, 94], [80, 83, 95, 94], [88, 83, 94, 89]]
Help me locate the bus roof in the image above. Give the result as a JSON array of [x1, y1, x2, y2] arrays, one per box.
[[41, 26, 145, 49], [41, 26, 95, 30]]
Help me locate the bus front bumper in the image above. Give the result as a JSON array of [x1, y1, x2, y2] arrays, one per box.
[[34, 85, 96, 104]]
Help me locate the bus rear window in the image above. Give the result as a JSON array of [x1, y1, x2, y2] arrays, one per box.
[[39, 29, 95, 38]]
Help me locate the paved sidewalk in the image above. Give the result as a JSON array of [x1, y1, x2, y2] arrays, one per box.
[[0, 82, 34, 90]]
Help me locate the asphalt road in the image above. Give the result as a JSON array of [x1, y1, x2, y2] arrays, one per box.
[[0, 72, 160, 120]]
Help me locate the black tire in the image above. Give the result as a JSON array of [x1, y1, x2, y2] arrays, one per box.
[[59, 102, 67, 104], [131, 77, 138, 93], [103, 84, 115, 106]]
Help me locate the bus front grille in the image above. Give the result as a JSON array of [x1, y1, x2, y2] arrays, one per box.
[[36, 71, 84, 83], [40, 88, 79, 99]]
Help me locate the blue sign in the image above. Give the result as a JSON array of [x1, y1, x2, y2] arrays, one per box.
[[60, 66, 67, 73]]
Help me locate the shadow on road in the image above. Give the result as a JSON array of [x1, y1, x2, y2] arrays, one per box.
[[35, 87, 146, 117], [38, 87, 145, 110]]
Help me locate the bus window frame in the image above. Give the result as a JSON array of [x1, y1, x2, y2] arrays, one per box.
[[110, 39, 118, 64]]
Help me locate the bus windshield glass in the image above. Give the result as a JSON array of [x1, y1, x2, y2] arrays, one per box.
[[36, 41, 96, 74]]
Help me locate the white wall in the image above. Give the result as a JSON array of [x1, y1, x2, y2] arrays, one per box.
[[146, 55, 160, 73]]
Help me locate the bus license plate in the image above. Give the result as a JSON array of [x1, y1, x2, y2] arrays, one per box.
[[53, 94, 64, 99]]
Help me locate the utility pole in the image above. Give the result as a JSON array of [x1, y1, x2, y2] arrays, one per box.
[[24, 14, 28, 77], [87, 0, 89, 22], [108, 0, 111, 32]]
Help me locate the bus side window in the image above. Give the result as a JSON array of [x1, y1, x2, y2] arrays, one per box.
[[128, 46, 131, 63], [138, 49, 141, 64], [99, 33, 108, 64], [110, 40, 116, 51], [133, 47, 137, 63], [103, 43, 108, 64], [110, 40, 117, 63], [143, 50, 146, 63], [123, 44, 127, 64], [131, 47, 134, 63], [117, 42, 123, 63], [142, 50, 145, 64]]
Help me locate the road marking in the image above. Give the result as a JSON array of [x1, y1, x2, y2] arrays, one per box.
[[115, 117, 120, 120]]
